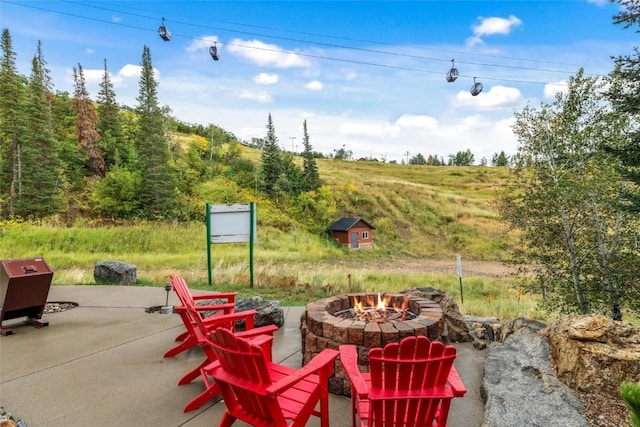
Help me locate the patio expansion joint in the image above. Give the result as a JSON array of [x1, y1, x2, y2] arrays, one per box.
[[1, 323, 184, 384]]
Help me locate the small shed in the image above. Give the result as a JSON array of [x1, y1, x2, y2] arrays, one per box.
[[328, 217, 375, 250]]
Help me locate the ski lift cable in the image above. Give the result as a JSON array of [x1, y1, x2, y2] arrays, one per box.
[[2, 0, 602, 85], [83, 0, 606, 72], [59, 0, 610, 76]]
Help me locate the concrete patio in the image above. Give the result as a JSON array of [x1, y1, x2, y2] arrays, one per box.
[[0, 285, 487, 426]]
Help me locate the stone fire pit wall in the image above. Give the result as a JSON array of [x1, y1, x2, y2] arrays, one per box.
[[300, 293, 445, 396]]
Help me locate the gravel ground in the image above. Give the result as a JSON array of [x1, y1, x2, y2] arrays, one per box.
[[577, 390, 632, 427]]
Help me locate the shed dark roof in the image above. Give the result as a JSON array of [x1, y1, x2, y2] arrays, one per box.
[[328, 217, 376, 231]]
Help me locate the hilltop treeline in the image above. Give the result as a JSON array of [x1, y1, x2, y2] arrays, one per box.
[[0, 27, 506, 230], [0, 29, 333, 227]]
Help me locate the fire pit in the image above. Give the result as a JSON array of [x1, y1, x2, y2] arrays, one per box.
[[301, 292, 445, 395]]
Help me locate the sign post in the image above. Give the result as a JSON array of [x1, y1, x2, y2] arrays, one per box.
[[206, 203, 257, 287], [456, 254, 464, 305]]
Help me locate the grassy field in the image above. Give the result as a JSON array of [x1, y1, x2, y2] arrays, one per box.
[[5, 146, 634, 323]]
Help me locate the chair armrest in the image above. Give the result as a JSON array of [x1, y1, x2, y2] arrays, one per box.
[[195, 303, 235, 314], [448, 364, 466, 397], [235, 324, 278, 338], [339, 345, 369, 396], [202, 310, 258, 330], [266, 349, 338, 395], [192, 291, 237, 302]]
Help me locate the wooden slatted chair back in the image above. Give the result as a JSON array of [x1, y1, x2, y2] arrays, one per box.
[[367, 336, 457, 427], [208, 327, 338, 427], [208, 328, 286, 425]]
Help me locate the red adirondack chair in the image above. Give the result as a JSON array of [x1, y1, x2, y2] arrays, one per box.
[[169, 275, 278, 412], [164, 275, 238, 358], [339, 335, 466, 427], [207, 327, 339, 427]]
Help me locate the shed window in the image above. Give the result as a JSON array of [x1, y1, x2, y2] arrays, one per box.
[[362, 231, 369, 239]]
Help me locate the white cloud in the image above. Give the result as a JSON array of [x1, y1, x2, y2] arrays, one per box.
[[112, 16, 122, 23], [85, 48, 94, 55], [586, 0, 608, 6], [395, 114, 438, 129], [186, 35, 219, 52], [455, 85, 524, 109], [467, 15, 522, 47], [304, 80, 323, 91], [226, 39, 311, 68], [544, 80, 568, 99], [253, 73, 279, 85], [82, 68, 104, 83], [119, 64, 143, 79], [238, 89, 272, 103]]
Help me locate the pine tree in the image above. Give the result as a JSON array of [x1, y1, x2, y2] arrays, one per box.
[[260, 113, 282, 195], [301, 120, 321, 191], [73, 63, 105, 177], [17, 54, 62, 217], [97, 58, 127, 170], [135, 45, 175, 218], [0, 28, 27, 217], [35, 40, 53, 98]]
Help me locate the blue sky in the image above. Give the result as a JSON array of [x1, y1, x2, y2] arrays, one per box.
[[1, 0, 635, 163]]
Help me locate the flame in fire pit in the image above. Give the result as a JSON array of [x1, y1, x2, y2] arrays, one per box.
[[348, 293, 411, 322]]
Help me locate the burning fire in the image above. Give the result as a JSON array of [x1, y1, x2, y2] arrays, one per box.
[[351, 293, 409, 322]]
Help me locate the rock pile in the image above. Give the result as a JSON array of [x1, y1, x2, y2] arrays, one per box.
[[401, 287, 473, 342], [541, 315, 640, 396]]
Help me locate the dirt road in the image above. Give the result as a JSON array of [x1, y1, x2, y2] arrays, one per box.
[[314, 257, 517, 278]]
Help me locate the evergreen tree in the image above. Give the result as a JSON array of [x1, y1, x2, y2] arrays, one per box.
[[35, 40, 53, 98], [73, 63, 105, 177], [409, 153, 427, 165], [260, 113, 282, 195], [301, 120, 321, 191], [606, 0, 640, 212], [0, 28, 26, 217], [17, 54, 62, 217], [135, 45, 175, 218], [52, 90, 86, 190], [491, 151, 509, 166], [97, 58, 127, 169]]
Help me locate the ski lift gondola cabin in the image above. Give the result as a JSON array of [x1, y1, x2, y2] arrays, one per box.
[[209, 43, 220, 61], [470, 77, 483, 96], [446, 59, 458, 83], [158, 17, 171, 42]]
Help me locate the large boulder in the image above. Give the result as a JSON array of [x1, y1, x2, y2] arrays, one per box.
[[94, 261, 137, 285], [402, 287, 473, 342], [541, 315, 640, 396], [235, 296, 284, 328], [482, 327, 589, 427]]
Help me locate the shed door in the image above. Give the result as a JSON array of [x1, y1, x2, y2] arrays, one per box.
[[351, 232, 359, 248]]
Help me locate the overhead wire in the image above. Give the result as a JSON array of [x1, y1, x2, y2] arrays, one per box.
[[1, 0, 610, 86], [60, 0, 596, 77], [79, 0, 610, 72]]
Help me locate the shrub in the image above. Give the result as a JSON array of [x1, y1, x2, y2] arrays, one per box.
[[621, 382, 640, 427]]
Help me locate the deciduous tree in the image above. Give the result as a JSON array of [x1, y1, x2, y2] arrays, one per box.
[[499, 70, 639, 318]]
